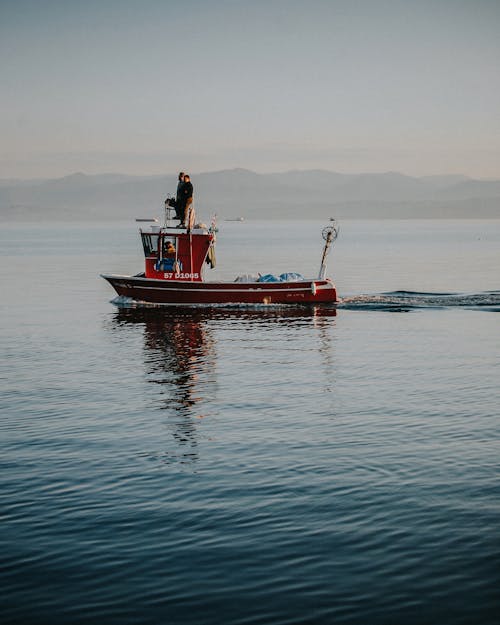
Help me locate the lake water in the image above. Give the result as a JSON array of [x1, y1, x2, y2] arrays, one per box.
[[1, 219, 499, 625]]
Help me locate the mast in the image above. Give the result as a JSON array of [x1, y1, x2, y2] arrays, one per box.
[[318, 221, 339, 280]]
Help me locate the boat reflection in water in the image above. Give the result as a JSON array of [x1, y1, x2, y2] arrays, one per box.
[[111, 303, 337, 465]]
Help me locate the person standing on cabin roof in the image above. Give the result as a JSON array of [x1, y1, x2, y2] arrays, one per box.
[[179, 174, 194, 229], [174, 171, 185, 220]]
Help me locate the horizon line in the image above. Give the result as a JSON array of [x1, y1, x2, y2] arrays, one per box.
[[2, 168, 499, 183]]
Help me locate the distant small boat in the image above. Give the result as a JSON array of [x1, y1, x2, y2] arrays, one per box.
[[101, 204, 339, 306], [225, 217, 245, 222]]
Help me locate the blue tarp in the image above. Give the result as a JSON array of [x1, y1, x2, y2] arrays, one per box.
[[155, 258, 182, 272], [279, 272, 304, 282], [257, 272, 305, 283], [258, 274, 280, 282]]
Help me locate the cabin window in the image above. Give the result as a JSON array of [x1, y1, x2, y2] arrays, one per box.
[[141, 233, 158, 256], [161, 236, 177, 257]]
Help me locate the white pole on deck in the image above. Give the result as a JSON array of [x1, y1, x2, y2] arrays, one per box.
[[318, 221, 339, 280]]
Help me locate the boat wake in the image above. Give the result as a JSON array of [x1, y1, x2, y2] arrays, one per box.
[[110, 295, 303, 310], [338, 290, 500, 311], [111, 291, 500, 312]]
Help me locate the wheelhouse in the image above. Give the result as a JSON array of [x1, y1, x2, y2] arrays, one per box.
[[140, 227, 215, 282]]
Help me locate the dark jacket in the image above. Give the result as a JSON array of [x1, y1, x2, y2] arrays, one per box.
[[183, 181, 193, 202], [176, 180, 185, 204]]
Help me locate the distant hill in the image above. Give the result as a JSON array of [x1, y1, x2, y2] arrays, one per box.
[[1, 168, 499, 221]]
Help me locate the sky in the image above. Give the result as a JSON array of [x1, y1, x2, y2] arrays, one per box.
[[1, 0, 499, 179]]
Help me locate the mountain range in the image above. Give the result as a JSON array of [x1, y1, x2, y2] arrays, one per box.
[[1, 168, 499, 221]]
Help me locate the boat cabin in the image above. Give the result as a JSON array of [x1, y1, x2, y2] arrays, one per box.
[[140, 226, 215, 282]]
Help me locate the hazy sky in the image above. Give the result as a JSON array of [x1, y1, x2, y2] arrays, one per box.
[[1, 0, 499, 178]]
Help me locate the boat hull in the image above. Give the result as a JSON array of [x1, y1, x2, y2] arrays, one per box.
[[101, 274, 337, 305]]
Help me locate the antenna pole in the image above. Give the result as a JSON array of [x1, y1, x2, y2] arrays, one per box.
[[318, 232, 332, 280], [318, 221, 339, 280]]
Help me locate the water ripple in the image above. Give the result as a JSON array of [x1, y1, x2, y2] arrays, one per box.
[[339, 290, 500, 310]]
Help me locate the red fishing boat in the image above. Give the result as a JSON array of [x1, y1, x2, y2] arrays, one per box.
[[101, 208, 339, 306]]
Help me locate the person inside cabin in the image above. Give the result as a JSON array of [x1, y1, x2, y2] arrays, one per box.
[[178, 174, 193, 229], [165, 240, 176, 255], [174, 171, 185, 220]]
